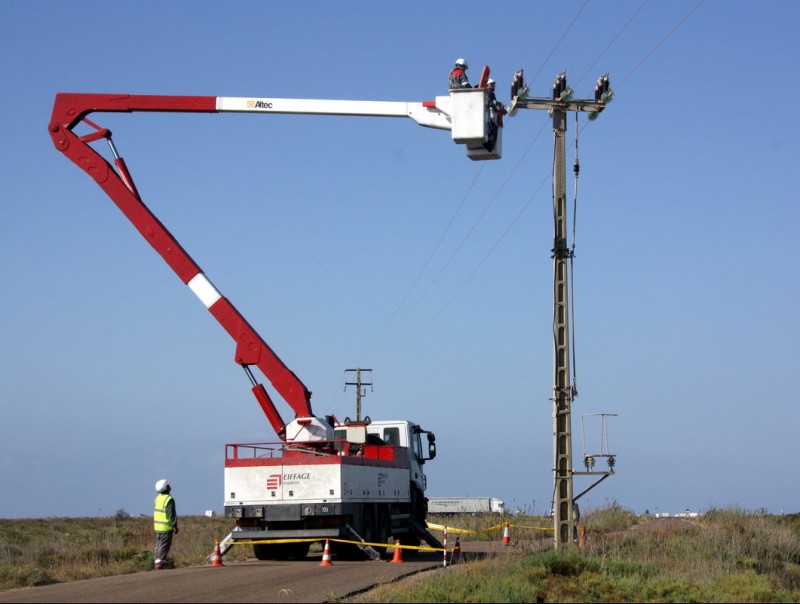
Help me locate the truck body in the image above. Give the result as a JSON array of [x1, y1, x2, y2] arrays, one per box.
[[225, 418, 437, 558], [427, 497, 506, 515], [47, 88, 501, 558]]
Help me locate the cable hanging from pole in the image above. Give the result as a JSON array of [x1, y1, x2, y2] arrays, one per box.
[[570, 110, 580, 399]]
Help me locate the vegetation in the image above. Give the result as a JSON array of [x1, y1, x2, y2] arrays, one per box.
[[0, 514, 250, 590], [1, 505, 798, 603], [349, 505, 800, 603]]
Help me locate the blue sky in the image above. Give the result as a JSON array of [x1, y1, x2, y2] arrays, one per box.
[[2, 0, 798, 519]]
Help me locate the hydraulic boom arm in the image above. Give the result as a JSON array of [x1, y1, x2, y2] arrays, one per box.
[[48, 92, 456, 440]]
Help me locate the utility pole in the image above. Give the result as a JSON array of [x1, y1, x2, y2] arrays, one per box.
[[344, 368, 373, 422], [509, 70, 612, 549]]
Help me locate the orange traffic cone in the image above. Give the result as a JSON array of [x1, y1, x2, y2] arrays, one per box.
[[452, 536, 461, 564], [502, 522, 511, 545], [209, 540, 224, 567], [320, 539, 334, 566], [391, 539, 404, 563]]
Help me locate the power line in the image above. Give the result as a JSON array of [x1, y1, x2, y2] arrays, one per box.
[[367, 163, 487, 354], [386, 118, 551, 348], [365, 1, 706, 356], [414, 166, 553, 340], [365, 3, 595, 357], [406, 0, 708, 339], [528, 0, 592, 89], [574, 0, 651, 89], [617, 0, 706, 90]]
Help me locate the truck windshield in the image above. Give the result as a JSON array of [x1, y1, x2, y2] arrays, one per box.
[[411, 431, 423, 461]]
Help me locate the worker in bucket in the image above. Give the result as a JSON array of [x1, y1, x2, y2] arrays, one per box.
[[153, 479, 179, 569], [485, 78, 499, 151], [449, 58, 471, 89]]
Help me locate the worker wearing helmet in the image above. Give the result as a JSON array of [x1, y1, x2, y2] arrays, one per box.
[[449, 58, 472, 89], [153, 479, 179, 570], [485, 79, 500, 151]]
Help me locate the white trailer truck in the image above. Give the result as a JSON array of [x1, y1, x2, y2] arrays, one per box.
[[427, 497, 506, 515]]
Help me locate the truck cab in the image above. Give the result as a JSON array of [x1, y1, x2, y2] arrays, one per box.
[[333, 419, 436, 495]]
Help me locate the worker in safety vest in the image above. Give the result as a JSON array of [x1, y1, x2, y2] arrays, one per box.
[[449, 58, 471, 89], [153, 479, 179, 569]]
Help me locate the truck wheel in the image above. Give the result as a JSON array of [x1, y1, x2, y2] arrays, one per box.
[[284, 542, 310, 560], [375, 505, 390, 558], [253, 543, 275, 560], [403, 534, 421, 556], [362, 505, 387, 559]]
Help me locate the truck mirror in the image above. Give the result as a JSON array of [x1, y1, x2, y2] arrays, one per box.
[[427, 441, 437, 460]]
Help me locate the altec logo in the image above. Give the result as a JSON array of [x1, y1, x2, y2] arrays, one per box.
[[266, 474, 282, 490], [247, 99, 274, 109]]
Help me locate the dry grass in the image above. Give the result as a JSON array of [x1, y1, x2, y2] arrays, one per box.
[[2, 505, 799, 602], [346, 505, 800, 603], [583, 506, 800, 586], [0, 515, 249, 589]]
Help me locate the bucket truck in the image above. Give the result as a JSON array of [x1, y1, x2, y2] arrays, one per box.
[[48, 79, 501, 560]]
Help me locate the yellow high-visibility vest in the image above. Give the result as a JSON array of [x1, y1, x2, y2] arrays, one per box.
[[154, 493, 174, 532]]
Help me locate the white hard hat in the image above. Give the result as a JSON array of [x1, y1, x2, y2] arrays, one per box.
[[155, 479, 170, 493], [455, 58, 468, 69], [487, 79, 495, 86]]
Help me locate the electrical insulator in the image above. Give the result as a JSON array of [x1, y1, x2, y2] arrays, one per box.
[[607, 455, 616, 470], [595, 75, 611, 101], [511, 68, 524, 101], [553, 73, 567, 100]]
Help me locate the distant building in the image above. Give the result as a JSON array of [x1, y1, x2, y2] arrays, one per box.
[[205, 510, 216, 517]]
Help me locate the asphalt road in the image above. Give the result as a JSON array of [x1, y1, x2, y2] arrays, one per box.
[[0, 545, 487, 604], [0, 518, 694, 602]]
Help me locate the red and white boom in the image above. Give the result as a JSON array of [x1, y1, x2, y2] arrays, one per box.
[[48, 90, 493, 440]]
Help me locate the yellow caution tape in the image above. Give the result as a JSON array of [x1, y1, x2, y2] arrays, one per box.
[[218, 520, 556, 554], [425, 522, 502, 535], [511, 523, 554, 531], [426, 521, 553, 533], [222, 537, 445, 552]]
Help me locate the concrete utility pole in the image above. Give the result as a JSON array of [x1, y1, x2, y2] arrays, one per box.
[[344, 368, 373, 422], [509, 71, 612, 549]]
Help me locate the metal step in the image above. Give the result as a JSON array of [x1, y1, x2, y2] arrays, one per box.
[[211, 530, 236, 558], [409, 518, 443, 550], [344, 523, 382, 560]]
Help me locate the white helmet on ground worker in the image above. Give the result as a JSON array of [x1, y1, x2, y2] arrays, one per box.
[[155, 479, 170, 493]]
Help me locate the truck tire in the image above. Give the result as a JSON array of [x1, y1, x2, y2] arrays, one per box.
[[375, 504, 390, 558], [403, 487, 426, 556]]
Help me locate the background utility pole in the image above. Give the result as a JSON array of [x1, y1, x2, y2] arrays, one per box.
[[509, 71, 612, 549], [344, 368, 373, 421]]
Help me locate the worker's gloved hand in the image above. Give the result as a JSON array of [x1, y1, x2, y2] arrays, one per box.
[[173, 527, 179, 534]]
